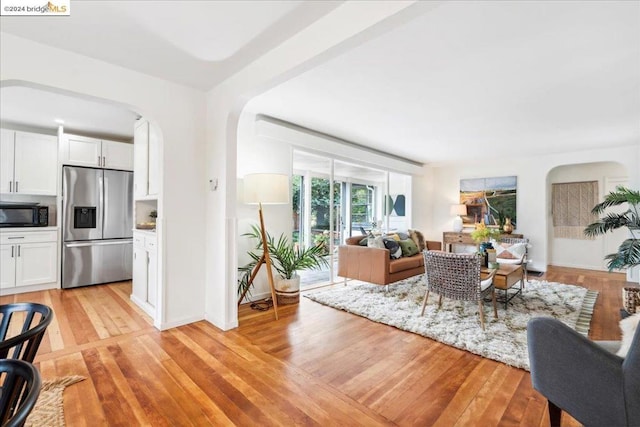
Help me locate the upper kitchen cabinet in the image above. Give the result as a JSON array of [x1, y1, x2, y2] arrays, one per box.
[[61, 133, 133, 171], [1, 129, 58, 195], [133, 119, 159, 199]]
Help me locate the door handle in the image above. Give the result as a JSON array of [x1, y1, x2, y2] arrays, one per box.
[[17, 245, 20, 257], [102, 156, 106, 167], [65, 240, 132, 248], [15, 181, 18, 192], [9, 181, 12, 192], [11, 246, 14, 258], [7, 236, 24, 240]]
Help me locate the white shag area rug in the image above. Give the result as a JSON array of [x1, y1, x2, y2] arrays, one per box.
[[305, 275, 598, 371]]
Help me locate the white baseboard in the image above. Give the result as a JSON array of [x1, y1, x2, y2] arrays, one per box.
[[241, 291, 272, 303], [550, 262, 607, 271], [130, 295, 156, 318], [204, 313, 238, 331], [0, 282, 58, 296], [158, 314, 204, 331]]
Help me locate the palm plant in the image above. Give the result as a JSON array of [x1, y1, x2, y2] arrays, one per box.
[[237, 225, 329, 297], [584, 186, 640, 271]]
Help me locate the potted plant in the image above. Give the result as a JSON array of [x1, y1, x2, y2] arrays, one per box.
[[584, 186, 640, 271], [238, 225, 329, 304], [470, 221, 501, 266], [470, 221, 500, 245]]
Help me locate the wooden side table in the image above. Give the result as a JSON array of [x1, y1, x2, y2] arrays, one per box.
[[443, 231, 524, 252], [481, 264, 524, 309]]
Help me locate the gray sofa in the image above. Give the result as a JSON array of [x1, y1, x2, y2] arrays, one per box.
[[527, 317, 640, 426]]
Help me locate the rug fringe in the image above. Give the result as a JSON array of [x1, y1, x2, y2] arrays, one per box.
[[575, 290, 598, 336], [41, 375, 86, 392]]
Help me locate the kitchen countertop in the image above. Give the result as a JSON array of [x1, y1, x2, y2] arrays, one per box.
[[133, 228, 156, 236], [0, 226, 59, 232]]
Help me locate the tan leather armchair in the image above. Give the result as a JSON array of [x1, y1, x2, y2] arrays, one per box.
[[337, 236, 441, 285]]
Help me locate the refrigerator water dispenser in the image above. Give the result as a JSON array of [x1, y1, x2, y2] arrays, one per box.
[[74, 206, 97, 229]]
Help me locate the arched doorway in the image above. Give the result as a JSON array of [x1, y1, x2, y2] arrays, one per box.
[[546, 161, 628, 271]]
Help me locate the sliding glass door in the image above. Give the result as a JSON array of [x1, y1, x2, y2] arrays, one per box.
[[292, 151, 410, 287]]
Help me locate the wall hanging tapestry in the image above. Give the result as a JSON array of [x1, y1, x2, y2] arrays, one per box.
[[552, 181, 598, 239]]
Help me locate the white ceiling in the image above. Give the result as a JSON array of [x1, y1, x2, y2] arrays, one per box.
[[1, 1, 638, 163], [247, 0, 640, 164], [0, 86, 138, 140]]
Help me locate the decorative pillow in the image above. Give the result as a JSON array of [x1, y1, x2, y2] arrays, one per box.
[[408, 229, 426, 251], [398, 239, 419, 257], [358, 237, 369, 246], [492, 241, 526, 261], [396, 232, 409, 240], [368, 236, 385, 249], [383, 238, 402, 259], [617, 312, 640, 358]]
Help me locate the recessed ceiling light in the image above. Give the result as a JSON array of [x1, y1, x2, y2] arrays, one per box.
[[54, 119, 65, 124]]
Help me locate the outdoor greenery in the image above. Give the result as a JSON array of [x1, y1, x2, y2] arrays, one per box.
[[292, 176, 375, 253], [238, 225, 329, 298], [584, 186, 640, 271]]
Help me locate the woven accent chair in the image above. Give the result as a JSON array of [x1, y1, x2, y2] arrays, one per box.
[[495, 237, 530, 284], [421, 251, 497, 330]]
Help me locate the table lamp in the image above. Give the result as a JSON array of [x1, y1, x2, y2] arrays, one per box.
[[451, 204, 467, 232], [239, 173, 289, 320]]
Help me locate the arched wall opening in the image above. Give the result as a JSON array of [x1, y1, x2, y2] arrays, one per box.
[[0, 79, 168, 329], [546, 161, 628, 271]]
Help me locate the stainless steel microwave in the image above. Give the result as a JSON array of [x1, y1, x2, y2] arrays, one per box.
[[0, 204, 49, 227]]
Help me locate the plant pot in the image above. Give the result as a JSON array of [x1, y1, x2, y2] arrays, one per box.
[[479, 242, 494, 267], [274, 275, 300, 305]]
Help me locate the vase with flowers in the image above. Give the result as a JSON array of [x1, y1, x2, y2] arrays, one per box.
[[470, 221, 500, 265]]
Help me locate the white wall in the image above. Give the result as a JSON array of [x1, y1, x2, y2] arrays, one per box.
[[203, 0, 421, 330], [1, 33, 207, 329], [418, 145, 638, 273], [236, 111, 292, 301], [547, 162, 626, 270]]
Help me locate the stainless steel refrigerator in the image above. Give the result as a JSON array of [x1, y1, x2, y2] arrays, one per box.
[[62, 166, 133, 289]]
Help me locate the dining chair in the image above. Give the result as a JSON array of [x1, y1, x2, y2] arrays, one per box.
[[0, 302, 53, 362], [0, 358, 42, 427]]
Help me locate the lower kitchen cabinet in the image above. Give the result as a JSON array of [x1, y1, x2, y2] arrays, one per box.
[[0, 229, 58, 293], [132, 231, 157, 317]]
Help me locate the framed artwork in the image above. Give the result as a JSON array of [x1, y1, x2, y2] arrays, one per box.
[[385, 194, 406, 217], [460, 176, 517, 227]]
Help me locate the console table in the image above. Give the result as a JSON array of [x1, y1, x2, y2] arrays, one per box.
[[443, 231, 523, 252]]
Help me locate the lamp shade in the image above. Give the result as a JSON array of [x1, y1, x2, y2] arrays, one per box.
[[244, 173, 289, 205], [450, 204, 467, 216]]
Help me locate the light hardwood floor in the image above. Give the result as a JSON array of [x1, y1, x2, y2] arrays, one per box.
[[0, 266, 631, 426]]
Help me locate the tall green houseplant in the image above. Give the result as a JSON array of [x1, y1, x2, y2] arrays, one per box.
[[238, 225, 329, 299], [584, 186, 640, 271]]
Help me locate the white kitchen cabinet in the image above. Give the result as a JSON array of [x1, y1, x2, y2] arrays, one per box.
[[131, 230, 157, 317], [102, 139, 134, 170], [133, 120, 149, 199], [147, 123, 160, 196], [62, 133, 133, 171], [0, 230, 58, 292], [133, 119, 159, 199], [146, 238, 157, 308], [1, 129, 58, 195], [0, 244, 16, 289], [132, 245, 148, 303]]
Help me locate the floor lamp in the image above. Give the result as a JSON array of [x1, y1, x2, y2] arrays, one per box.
[[239, 173, 289, 320]]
